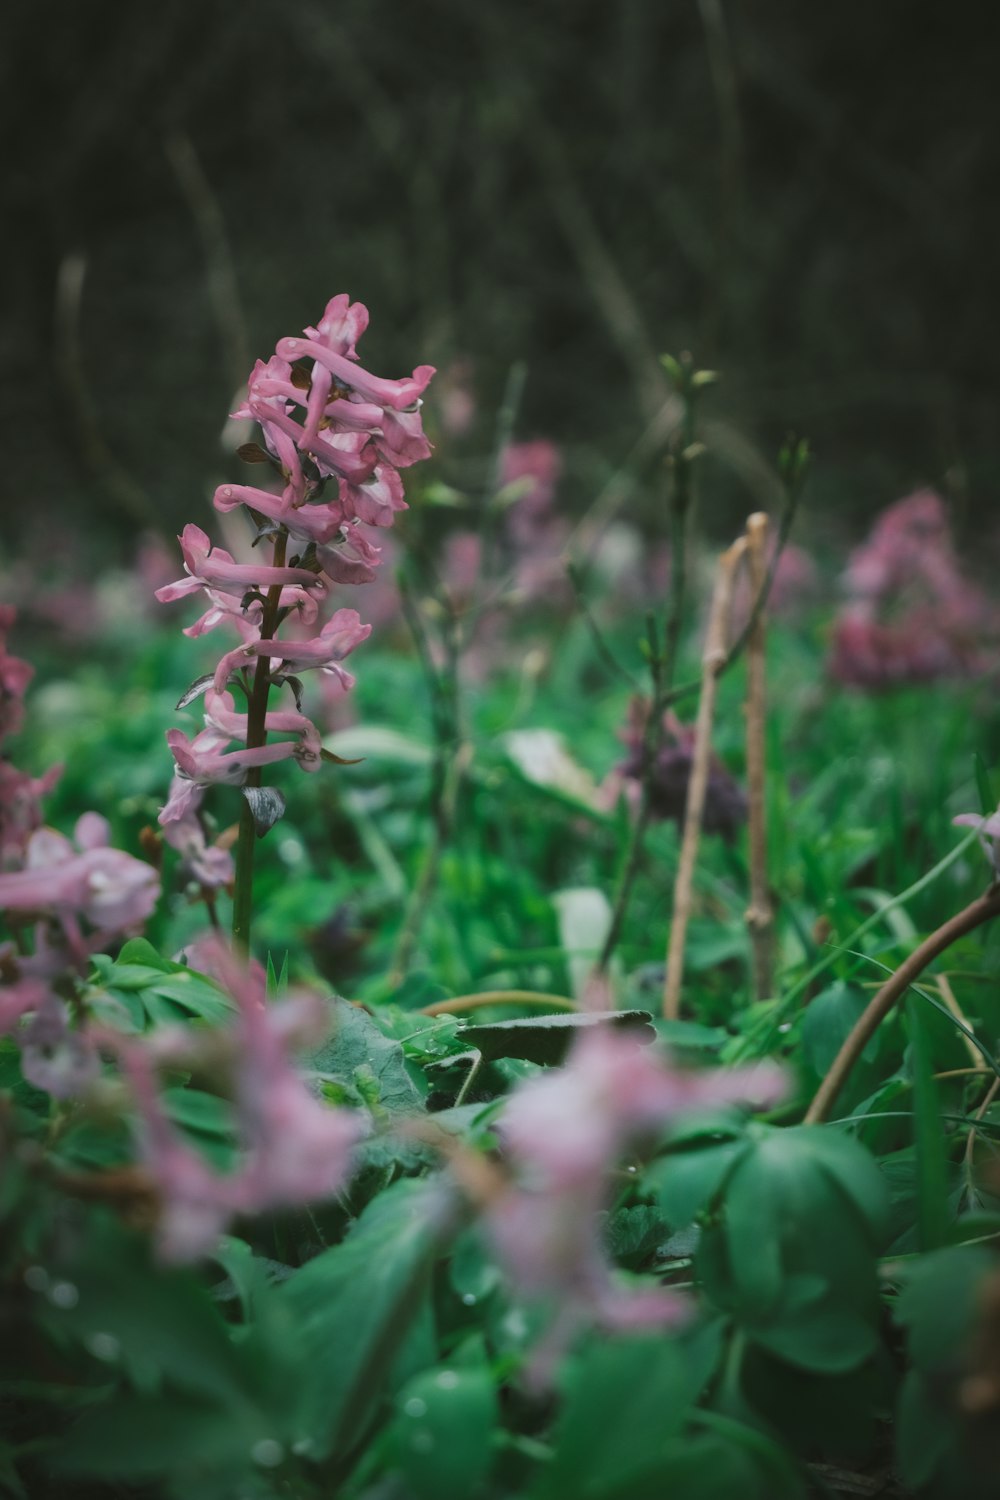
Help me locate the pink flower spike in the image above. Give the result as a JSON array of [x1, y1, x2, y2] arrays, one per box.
[[276, 334, 435, 413], [160, 803, 234, 889]]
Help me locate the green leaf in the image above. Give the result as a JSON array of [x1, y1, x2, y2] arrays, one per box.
[[974, 751, 996, 817], [801, 982, 873, 1077], [896, 1370, 955, 1491], [309, 999, 424, 1115], [277, 1177, 456, 1460], [701, 1127, 889, 1374], [455, 1010, 655, 1066], [51, 1392, 265, 1482], [604, 1205, 670, 1268], [45, 1223, 250, 1404], [646, 1139, 750, 1227], [385, 1363, 498, 1500], [907, 996, 952, 1251], [538, 1326, 722, 1500]]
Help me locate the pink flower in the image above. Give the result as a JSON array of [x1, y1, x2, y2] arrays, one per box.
[[275, 332, 434, 414], [829, 491, 997, 689], [0, 815, 159, 934], [0, 605, 33, 742], [213, 608, 371, 694], [202, 689, 322, 773], [214, 482, 346, 545], [954, 806, 1000, 877], [163, 726, 301, 792], [155, 524, 324, 605], [102, 945, 362, 1261], [482, 1030, 785, 1384], [159, 798, 234, 890]]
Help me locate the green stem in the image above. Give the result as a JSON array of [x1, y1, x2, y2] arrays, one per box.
[[231, 529, 288, 952], [594, 359, 701, 975]]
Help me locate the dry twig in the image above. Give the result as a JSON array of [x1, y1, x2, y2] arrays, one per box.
[[743, 512, 774, 1001], [663, 536, 747, 1019]]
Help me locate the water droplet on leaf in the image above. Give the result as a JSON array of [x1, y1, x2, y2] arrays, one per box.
[[251, 1439, 284, 1469]]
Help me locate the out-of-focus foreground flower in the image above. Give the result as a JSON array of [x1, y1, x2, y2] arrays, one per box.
[[470, 1027, 784, 1386]]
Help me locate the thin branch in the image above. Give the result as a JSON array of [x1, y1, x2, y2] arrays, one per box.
[[567, 562, 640, 690], [420, 990, 578, 1018], [937, 974, 988, 1073], [664, 439, 808, 711], [744, 511, 774, 1001], [663, 536, 748, 1018], [805, 884, 1000, 1124]]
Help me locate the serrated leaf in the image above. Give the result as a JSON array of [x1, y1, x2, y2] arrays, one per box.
[[241, 784, 286, 837], [604, 1204, 670, 1268], [455, 1009, 655, 1066], [309, 999, 424, 1115]]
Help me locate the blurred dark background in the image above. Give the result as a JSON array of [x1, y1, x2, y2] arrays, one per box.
[[3, 0, 997, 554]]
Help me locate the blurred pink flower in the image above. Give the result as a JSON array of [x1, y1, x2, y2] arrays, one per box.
[[830, 491, 997, 689], [105, 942, 362, 1260], [953, 806, 1000, 877], [0, 814, 159, 934], [485, 1029, 784, 1384]]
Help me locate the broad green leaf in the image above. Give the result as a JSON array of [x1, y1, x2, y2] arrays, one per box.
[[46, 1224, 249, 1404], [702, 1127, 888, 1373], [801, 982, 872, 1077], [277, 1177, 456, 1460], [537, 1326, 722, 1500], [50, 1392, 265, 1483], [646, 1138, 750, 1227], [309, 998, 424, 1115], [907, 996, 952, 1250], [455, 1009, 655, 1065], [603, 1205, 670, 1268], [385, 1363, 498, 1500]]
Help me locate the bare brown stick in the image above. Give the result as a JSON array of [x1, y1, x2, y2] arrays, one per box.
[[936, 974, 987, 1072], [744, 512, 774, 1001], [663, 536, 748, 1019], [805, 884, 1000, 1124], [420, 990, 578, 1018]]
